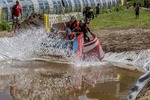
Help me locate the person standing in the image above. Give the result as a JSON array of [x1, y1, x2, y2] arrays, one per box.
[[11, 0, 22, 33], [87, 8, 94, 23], [95, 4, 100, 17], [83, 4, 92, 24], [135, 4, 140, 19]]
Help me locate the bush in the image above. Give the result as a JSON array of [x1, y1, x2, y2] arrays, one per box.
[[0, 21, 11, 31]]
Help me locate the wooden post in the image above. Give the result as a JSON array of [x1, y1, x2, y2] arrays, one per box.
[[44, 14, 50, 33]]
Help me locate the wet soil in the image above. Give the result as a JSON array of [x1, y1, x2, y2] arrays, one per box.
[[0, 31, 13, 37], [93, 28, 150, 53]]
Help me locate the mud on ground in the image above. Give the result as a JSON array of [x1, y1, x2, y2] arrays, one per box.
[[93, 28, 150, 53]]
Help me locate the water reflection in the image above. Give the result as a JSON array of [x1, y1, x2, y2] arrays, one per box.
[[0, 61, 142, 100]]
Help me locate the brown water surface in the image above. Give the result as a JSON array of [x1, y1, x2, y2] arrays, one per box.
[[0, 60, 143, 100]]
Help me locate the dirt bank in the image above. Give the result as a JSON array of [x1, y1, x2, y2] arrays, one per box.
[[93, 28, 150, 53]]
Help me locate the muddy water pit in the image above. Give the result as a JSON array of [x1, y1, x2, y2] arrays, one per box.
[[0, 60, 143, 100]]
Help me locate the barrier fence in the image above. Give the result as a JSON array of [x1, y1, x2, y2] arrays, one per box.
[[44, 12, 83, 33]]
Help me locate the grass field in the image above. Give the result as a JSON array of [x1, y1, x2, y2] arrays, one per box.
[[90, 7, 150, 29]]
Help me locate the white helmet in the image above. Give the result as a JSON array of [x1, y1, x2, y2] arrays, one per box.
[[79, 20, 85, 25], [66, 28, 72, 35], [71, 15, 76, 20]]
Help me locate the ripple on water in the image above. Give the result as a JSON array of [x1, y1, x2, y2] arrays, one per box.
[[0, 61, 143, 100]]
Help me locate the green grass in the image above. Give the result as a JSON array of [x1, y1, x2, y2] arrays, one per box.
[[90, 8, 150, 30], [0, 21, 11, 31]]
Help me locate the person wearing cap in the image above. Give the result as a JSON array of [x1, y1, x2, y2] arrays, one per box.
[[11, 0, 22, 33]]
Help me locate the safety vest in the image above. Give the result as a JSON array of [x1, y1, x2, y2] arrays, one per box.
[[68, 20, 78, 30], [74, 23, 89, 32]]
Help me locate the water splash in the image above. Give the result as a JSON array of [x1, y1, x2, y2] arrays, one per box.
[[0, 28, 46, 60], [104, 50, 150, 72], [0, 28, 73, 61], [0, 28, 106, 68], [0, 28, 150, 72]]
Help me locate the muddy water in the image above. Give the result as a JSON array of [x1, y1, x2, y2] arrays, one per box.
[[0, 61, 142, 100]]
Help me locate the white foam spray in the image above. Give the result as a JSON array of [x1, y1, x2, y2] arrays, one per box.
[[104, 50, 150, 72], [0, 28, 72, 61]]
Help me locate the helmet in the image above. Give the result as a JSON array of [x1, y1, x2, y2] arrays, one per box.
[[51, 27, 59, 33], [66, 28, 72, 35], [51, 27, 56, 33], [79, 20, 85, 25], [71, 15, 76, 20], [89, 8, 93, 12]]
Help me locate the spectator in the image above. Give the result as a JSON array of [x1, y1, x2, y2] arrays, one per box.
[[83, 4, 92, 23], [84, 8, 94, 24], [11, 0, 22, 33], [135, 4, 140, 19], [83, 4, 89, 16], [85, 4, 91, 11], [95, 4, 100, 17]]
